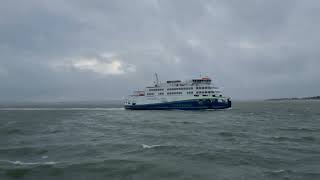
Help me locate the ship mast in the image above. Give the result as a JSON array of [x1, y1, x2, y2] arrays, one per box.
[[154, 73, 159, 87]]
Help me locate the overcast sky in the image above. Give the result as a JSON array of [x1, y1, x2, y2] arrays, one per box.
[[0, 0, 319, 101]]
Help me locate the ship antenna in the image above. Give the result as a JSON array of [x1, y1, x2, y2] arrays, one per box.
[[154, 73, 159, 86]]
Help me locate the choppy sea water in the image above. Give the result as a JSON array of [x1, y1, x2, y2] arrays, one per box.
[[0, 101, 319, 180]]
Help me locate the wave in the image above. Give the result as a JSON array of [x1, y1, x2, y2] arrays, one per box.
[[141, 144, 163, 149], [271, 136, 316, 142], [0, 159, 57, 165], [279, 127, 320, 132], [218, 132, 234, 137], [0, 107, 125, 111]]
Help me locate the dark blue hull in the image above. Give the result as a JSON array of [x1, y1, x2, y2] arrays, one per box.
[[124, 98, 231, 110]]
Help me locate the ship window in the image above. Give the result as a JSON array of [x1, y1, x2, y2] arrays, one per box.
[[194, 94, 199, 97], [212, 95, 216, 97], [203, 95, 208, 96]]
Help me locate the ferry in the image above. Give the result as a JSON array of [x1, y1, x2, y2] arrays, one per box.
[[124, 74, 231, 110]]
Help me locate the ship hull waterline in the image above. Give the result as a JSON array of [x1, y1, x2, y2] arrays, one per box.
[[124, 98, 232, 110]]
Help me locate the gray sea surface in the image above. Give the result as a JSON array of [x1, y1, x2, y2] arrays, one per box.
[[0, 101, 319, 180]]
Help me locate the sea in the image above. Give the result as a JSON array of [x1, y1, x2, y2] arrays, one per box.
[[0, 101, 319, 180]]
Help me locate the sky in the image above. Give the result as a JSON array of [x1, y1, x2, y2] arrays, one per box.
[[0, 0, 319, 101]]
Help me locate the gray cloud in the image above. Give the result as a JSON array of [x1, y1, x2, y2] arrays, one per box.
[[0, 0, 320, 101]]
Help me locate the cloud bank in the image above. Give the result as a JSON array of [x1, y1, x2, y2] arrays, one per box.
[[0, 0, 319, 101]]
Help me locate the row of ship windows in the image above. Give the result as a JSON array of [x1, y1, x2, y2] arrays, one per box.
[[196, 91, 219, 94], [147, 91, 218, 96], [146, 93, 222, 97], [149, 87, 194, 91], [194, 94, 222, 97], [196, 86, 214, 89], [147, 92, 184, 96], [149, 88, 164, 91], [167, 87, 193, 91], [148, 87, 214, 91], [167, 92, 183, 95]]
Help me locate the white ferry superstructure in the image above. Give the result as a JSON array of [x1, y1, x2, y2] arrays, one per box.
[[124, 74, 231, 110]]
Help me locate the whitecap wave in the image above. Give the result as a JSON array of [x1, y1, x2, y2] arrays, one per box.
[[141, 144, 162, 149], [272, 169, 286, 173], [0, 159, 57, 165]]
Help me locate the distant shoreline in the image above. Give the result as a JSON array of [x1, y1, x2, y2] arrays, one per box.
[[266, 96, 320, 101]]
